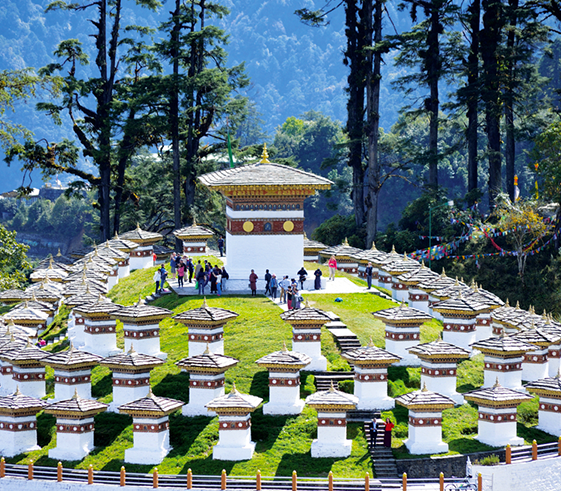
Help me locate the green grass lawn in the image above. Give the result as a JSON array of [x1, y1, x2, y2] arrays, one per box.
[[3, 257, 555, 472]]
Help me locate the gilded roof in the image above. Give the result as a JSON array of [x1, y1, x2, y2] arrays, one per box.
[[176, 350, 239, 371], [41, 344, 102, 367], [372, 304, 432, 323], [199, 162, 333, 190], [100, 346, 164, 370], [464, 381, 532, 405], [395, 385, 455, 409], [408, 339, 470, 359], [173, 300, 239, 323], [0, 388, 46, 411], [342, 341, 402, 364], [305, 384, 359, 409], [118, 390, 183, 416], [205, 384, 262, 411]]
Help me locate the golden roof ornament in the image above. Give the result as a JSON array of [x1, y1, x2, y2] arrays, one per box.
[[230, 382, 239, 395], [57, 248, 62, 257], [192, 217, 197, 226], [391, 245, 396, 253], [282, 341, 288, 352], [441, 268, 446, 277], [259, 143, 270, 164], [14, 385, 22, 396], [72, 388, 80, 400], [305, 298, 310, 308], [371, 242, 377, 251], [136, 222, 141, 230], [516, 301, 521, 310], [202, 297, 208, 308], [203, 343, 211, 355], [421, 260, 425, 268], [147, 386, 155, 398], [493, 377, 501, 388], [114, 231, 119, 239], [329, 381, 336, 392], [343, 237, 349, 247], [127, 343, 137, 355], [455, 277, 459, 286], [303, 231, 308, 240], [367, 337, 375, 348], [422, 382, 428, 392], [506, 298, 510, 307]]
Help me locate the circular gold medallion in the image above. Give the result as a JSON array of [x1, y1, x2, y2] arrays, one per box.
[[243, 221, 254, 233], [283, 220, 295, 232]]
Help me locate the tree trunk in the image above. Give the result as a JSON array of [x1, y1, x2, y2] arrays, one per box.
[[345, 0, 366, 227], [365, 0, 383, 247], [426, 4, 441, 188], [466, 0, 480, 196], [504, 0, 518, 202], [481, 0, 504, 207]]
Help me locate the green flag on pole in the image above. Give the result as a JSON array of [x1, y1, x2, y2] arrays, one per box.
[[227, 132, 234, 168]]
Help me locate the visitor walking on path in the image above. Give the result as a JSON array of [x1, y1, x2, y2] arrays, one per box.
[[270, 274, 278, 299], [194, 260, 202, 279], [286, 284, 293, 310], [384, 418, 394, 447], [264, 269, 272, 295], [293, 286, 302, 309], [159, 265, 168, 293], [221, 266, 229, 291], [218, 236, 224, 257], [369, 419, 377, 447], [196, 268, 206, 295], [177, 260, 185, 288], [249, 270, 258, 297], [214, 266, 222, 296], [314, 268, 322, 290], [328, 255, 337, 281], [279, 275, 289, 304], [170, 253, 177, 279], [153, 268, 161, 295], [188, 258, 194, 283], [297, 267, 307, 290], [365, 262, 373, 290], [210, 266, 218, 294]]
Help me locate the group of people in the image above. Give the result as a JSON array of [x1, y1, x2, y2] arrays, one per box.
[[193, 259, 229, 296]]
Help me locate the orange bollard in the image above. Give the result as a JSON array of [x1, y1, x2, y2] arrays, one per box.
[[0, 457, 5, 478], [153, 467, 159, 488], [187, 468, 193, 489], [506, 444, 511, 464], [478, 473, 482, 491], [402, 472, 407, 491], [120, 466, 126, 487], [292, 470, 297, 491], [364, 472, 369, 491], [28, 460, 33, 480], [221, 469, 227, 490], [57, 462, 63, 482], [88, 465, 93, 485], [532, 440, 538, 460], [439, 472, 444, 491], [328, 471, 333, 491], [256, 470, 261, 491]]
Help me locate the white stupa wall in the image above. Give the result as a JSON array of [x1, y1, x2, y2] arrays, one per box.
[[118, 260, 130, 279], [183, 374, 225, 417], [182, 240, 208, 256], [48, 417, 95, 460], [292, 329, 326, 371], [476, 407, 523, 447], [549, 345, 561, 377], [123, 321, 166, 360], [536, 396, 561, 436], [385, 326, 421, 366], [483, 355, 523, 389], [213, 414, 255, 461], [441, 316, 477, 351], [12, 366, 45, 399], [225, 207, 304, 280], [107, 271, 119, 290], [404, 410, 448, 454], [475, 315, 493, 341], [377, 273, 393, 291], [83, 318, 120, 357], [0, 363, 15, 395], [522, 348, 549, 382], [129, 245, 154, 271], [391, 279, 409, 302], [0, 415, 40, 457], [428, 297, 443, 321], [311, 411, 352, 458], [188, 327, 224, 357], [420, 361, 463, 404], [53, 369, 93, 401], [124, 416, 171, 465], [264, 371, 303, 415], [354, 366, 394, 410], [408, 288, 430, 314], [109, 372, 151, 412]]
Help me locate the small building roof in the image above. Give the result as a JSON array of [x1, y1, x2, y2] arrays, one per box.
[[408, 338, 470, 361], [256, 343, 312, 370], [100, 345, 164, 371], [381, 256, 421, 276], [431, 294, 490, 316], [511, 326, 561, 348], [29, 266, 68, 282], [0, 387, 47, 415], [305, 383, 359, 410], [464, 379, 533, 407], [118, 388, 183, 417], [101, 235, 139, 252], [352, 247, 389, 264], [63, 279, 108, 297], [417, 274, 456, 293], [398, 264, 440, 286], [120, 225, 163, 244], [525, 373, 561, 398], [64, 291, 108, 308], [44, 390, 108, 418], [40, 344, 102, 369], [0, 339, 50, 364], [73, 300, 122, 317], [395, 384, 455, 411], [174, 221, 214, 240], [280, 305, 332, 324], [372, 303, 432, 326], [110, 299, 172, 322], [470, 331, 537, 355], [173, 299, 239, 326], [319, 240, 363, 260], [342, 339, 402, 366], [303, 236, 327, 251], [176, 346, 239, 372], [2, 303, 49, 323], [0, 289, 27, 304], [205, 383, 263, 414]]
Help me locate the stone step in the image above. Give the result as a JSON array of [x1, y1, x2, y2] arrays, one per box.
[[325, 321, 347, 330], [364, 420, 399, 479]]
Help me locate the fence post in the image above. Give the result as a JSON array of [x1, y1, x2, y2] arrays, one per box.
[[364, 472, 369, 491], [221, 469, 227, 490], [477, 473, 482, 491], [292, 470, 297, 491], [28, 460, 33, 480], [256, 470, 261, 491], [88, 465, 93, 485], [328, 471, 333, 491], [0, 457, 5, 478], [57, 462, 63, 482], [439, 472, 444, 491], [120, 466, 126, 487], [153, 467, 159, 488], [402, 472, 407, 491], [187, 468, 192, 489], [532, 440, 538, 460], [505, 444, 511, 464]]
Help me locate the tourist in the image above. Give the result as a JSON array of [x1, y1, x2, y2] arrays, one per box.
[[297, 266, 308, 290], [196, 267, 206, 295], [194, 260, 202, 279], [152, 251, 157, 265], [159, 265, 168, 293], [286, 284, 293, 310], [210, 267, 218, 294], [188, 258, 194, 283], [365, 262, 373, 290], [369, 419, 377, 447], [153, 268, 161, 295], [270, 274, 278, 299], [214, 266, 222, 296], [204, 260, 211, 273], [249, 269, 258, 297], [218, 236, 224, 257], [221, 266, 229, 291], [314, 267, 322, 290], [328, 255, 337, 281], [264, 269, 272, 295], [177, 260, 185, 288], [384, 418, 395, 447], [293, 286, 301, 309], [279, 275, 290, 304], [170, 253, 177, 279]]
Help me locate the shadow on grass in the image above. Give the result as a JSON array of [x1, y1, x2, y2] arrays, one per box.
[[276, 451, 337, 477], [252, 411, 290, 450], [517, 423, 558, 444], [37, 412, 56, 448], [92, 372, 113, 399], [94, 412, 132, 447], [154, 372, 190, 403], [447, 437, 496, 454], [169, 413, 215, 455], [180, 454, 237, 476], [456, 383, 480, 393], [249, 370, 269, 401]]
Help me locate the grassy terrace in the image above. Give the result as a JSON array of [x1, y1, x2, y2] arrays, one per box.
[[4, 259, 555, 474]]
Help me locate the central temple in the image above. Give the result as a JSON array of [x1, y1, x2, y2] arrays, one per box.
[[199, 148, 332, 284]]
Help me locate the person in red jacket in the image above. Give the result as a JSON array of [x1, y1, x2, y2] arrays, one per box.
[[249, 269, 258, 296], [384, 418, 395, 447], [328, 255, 337, 281]]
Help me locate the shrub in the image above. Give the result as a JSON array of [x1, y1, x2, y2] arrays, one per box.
[[474, 454, 500, 466]]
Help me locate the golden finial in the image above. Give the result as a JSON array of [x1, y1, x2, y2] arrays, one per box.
[[136, 222, 141, 230], [506, 298, 510, 307], [455, 277, 459, 286], [259, 143, 270, 164], [230, 382, 239, 395], [147, 386, 154, 398], [203, 343, 211, 355], [391, 245, 396, 254], [69, 341, 75, 353], [329, 381, 336, 392], [516, 301, 521, 310], [303, 231, 308, 240], [305, 298, 310, 308], [500, 328, 506, 338], [403, 251, 407, 260], [202, 297, 208, 308], [493, 377, 501, 388], [282, 341, 288, 352], [343, 237, 349, 247], [367, 337, 375, 348], [14, 385, 22, 397], [421, 382, 428, 392], [421, 260, 425, 268], [72, 388, 80, 400], [57, 248, 62, 257], [192, 217, 197, 226], [127, 343, 136, 355], [441, 268, 446, 277], [371, 242, 377, 251]]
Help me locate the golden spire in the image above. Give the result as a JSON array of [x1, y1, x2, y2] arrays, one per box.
[[506, 298, 510, 308], [391, 245, 396, 254], [493, 377, 501, 388], [441, 268, 446, 277], [147, 386, 155, 398], [136, 222, 141, 230], [193, 217, 197, 226], [421, 382, 428, 392], [127, 343, 137, 355], [516, 301, 521, 310], [421, 260, 425, 268], [57, 248, 62, 257], [230, 382, 239, 395], [282, 341, 288, 352], [72, 388, 80, 400], [367, 337, 375, 348], [342, 237, 349, 247], [305, 298, 310, 308], [202, 297, 208, 308], [14, 385, 22, 397], [259, 143, 270, 164], [329, 381, 336, 392], [203, 343, 211, 355], [371, 242, 377, 251]]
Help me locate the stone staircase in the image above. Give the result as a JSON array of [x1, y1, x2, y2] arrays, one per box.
[[364, 419, 399, 479], [313, 371, 355, 391], [325, 321, 362, 352]]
